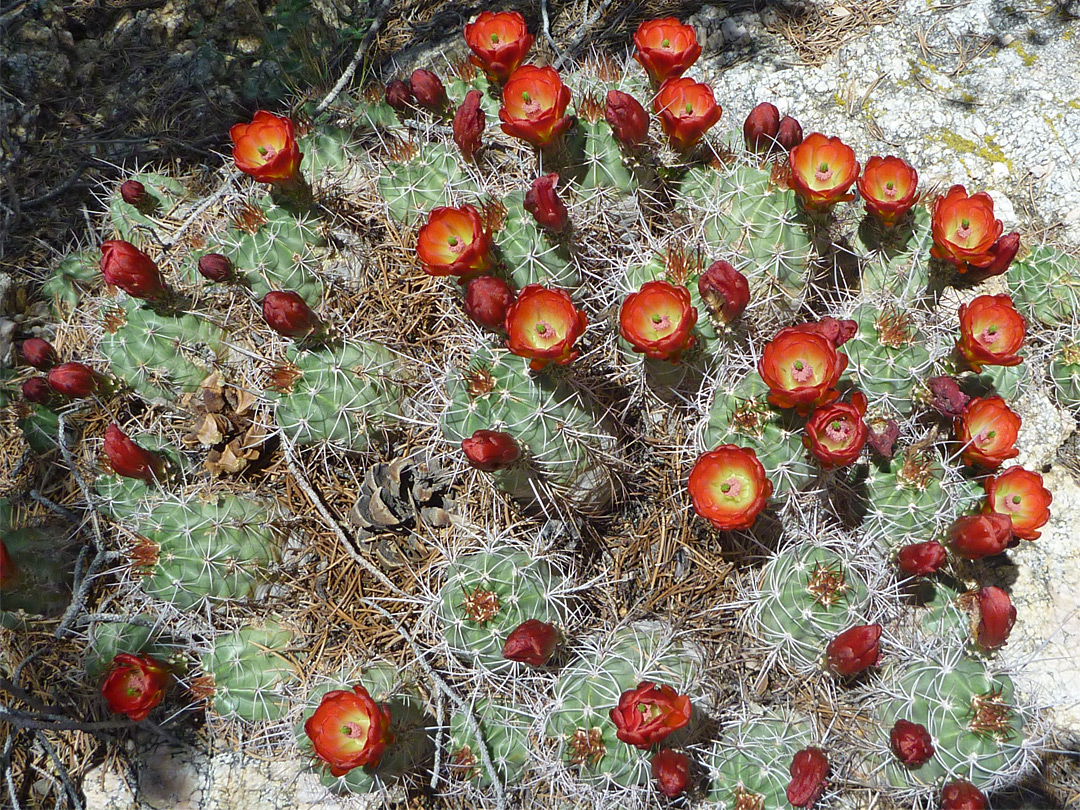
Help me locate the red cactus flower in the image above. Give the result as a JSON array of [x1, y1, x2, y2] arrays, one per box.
[[776, 115, 804, 151], [955, 396, 1020, 469], [825, 623, 882, 676], [980, 231, 1020, 277], [948, 512, 1013, 560], [618, 280, 698, 363], [609, 681, 692, 749], [890, 719, 934, 767], [100, 240, 166, 300], [930, 185, 1005, 273], [453, 89, 486, 161], [973, 585, 1016, 650], [101, 653, 169, 722], [22, 377, 52, 405], [230, 111, 303, 185], [385, 79, 413, 112], [120, 180, 148, 206], [103, 424, 165, 484], [896, 541, 948, 577], [787, 747, 829, 808], [47, 362, 100, 398], [504, 284, 587, 370], [499, 65, 573, 149], [803, 392, 869, 469], [652, 749, 691, 798], [857, 156, 919, 226], [461, 429, 521, 471], [409, 69, 446, 111], [464, 11, 534, 83], [697, 260, 750, 323], [804, 316, 858, 348], [605, 90, 650, 148], [632, 18, 702, 85], [688, 445, 773, 530], [744, 102, 780, 152], [941, 780, 988, 810], [416, 205, 492, 280], [758, 324, 849, 414], [654, 77, 722, 153], [0, 538, 16, 587], [984, 466, 1052, 541], [262, 290, 321, 339], [20, 337, 57, 370], [501, 619, 558, 667], [464, 275, 514, 331], [789, 133, 860, 211], [197, 253, 233, 283], [926, 375, 971, 418], [956, 294, 1026, 372], [524, 173, 569, 232], [304, 684, 393, 776]]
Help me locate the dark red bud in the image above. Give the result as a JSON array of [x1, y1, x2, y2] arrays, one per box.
[[120, 180, 148, 205], [20, 337, 57, 370], [461, 429, 520, 472], [453, 90, 486, 162], [743, 102, 781, 152], [979, 232, 1020, 278], [523, 173, 569, 232], [867, 419, 900, 459], [501, 619, 558, 666], [776, 115, 804, 151], [786, 747, 829, 808], [464, 275, 514, 331], [890, 719, 935, 767], [605, 90, 650, 149], [651, 749, 691, 798], [948, 512, 1013, 560], [697, 260, 750, 323], [100, 240, 166, 300], [941, 780, 988, 810], [974, 585, 1016, 650], [825, 624, 882, 676], [410, 69, 447, 111], [927, 375, 971, 418], [21, 377, 53, 405], [261, 291, 320, 339], [385, 79, 413, 112], [197, 253, 232, 283], [816, 316, 858, 347], [0, 538, 16, 587], [47, 362, 99, 398], [103, 423, 165, 483], [897, 541, 948, 576]]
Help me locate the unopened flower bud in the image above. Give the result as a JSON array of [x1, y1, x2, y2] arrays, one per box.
[[786, 747, 829, 807], [698, 260, 750, 323], [890, 719, 934, 767], [651, 749, 691, 798], [103, 424, 165, 483], [20, 337, 57, 370], [464, 276, 514, 331], [501, 619, 558, 666], [605, 90, 650, 148], [120, 180, 148, 206], [47, 362, 100, 398], [523, 173, 569, 232], [825, 624, 881, 676], [197, 253, 233, 283], [385, 79, 413, 112], [461, 429, 520, 471], [897, 541, 947, 576], [262, 291, 320, 339], [743, 101, 780, 152], [452, 90, 486, 162], [941, 780, 988, 810], [776, 114, 804, 151], [410, 69, 447, 111]]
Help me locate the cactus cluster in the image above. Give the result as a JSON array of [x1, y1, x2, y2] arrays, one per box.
[[4, 9, 1076, 810]]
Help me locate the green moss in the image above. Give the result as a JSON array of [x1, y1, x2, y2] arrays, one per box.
[[1009, 42, 1038, 66]]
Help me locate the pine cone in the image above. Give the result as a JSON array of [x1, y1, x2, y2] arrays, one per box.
[[348, 452, 456, 535]]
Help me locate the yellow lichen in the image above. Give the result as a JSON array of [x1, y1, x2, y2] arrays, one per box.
[[936, 129, 1014, 171], [1009, 42, 1037, 67]]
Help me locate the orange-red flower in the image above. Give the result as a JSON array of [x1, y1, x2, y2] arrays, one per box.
[[502, 619, 558, 667], [416, 205, 492, 280], [304, 685, 393, 777], [803, 392, 869, 469], [789, 133, 860, 211], [688, 445, 773, 530], [464, 11, 534, 83], [101, 653, 169, 722], [984, 466, 1052, 540], [758, 324, 849, 414], [857, 155, 919, 226], [609, 681, 692, 749], [973, 585, 1015, 650], [100, 240, 166, 300], [947, 513, 1013, 560], [504, 284, 587, 370], [955, 396, 1020, 469], [619, 280, 698, 363], [632, 18, 702, 85], [930, 185, 1004, 272], [956, 294, 1026, 372], [654, 77, 722, 152], [103, 424, 164, 483], [230, 111, 303, 185], [499, 65, 572, 149]]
